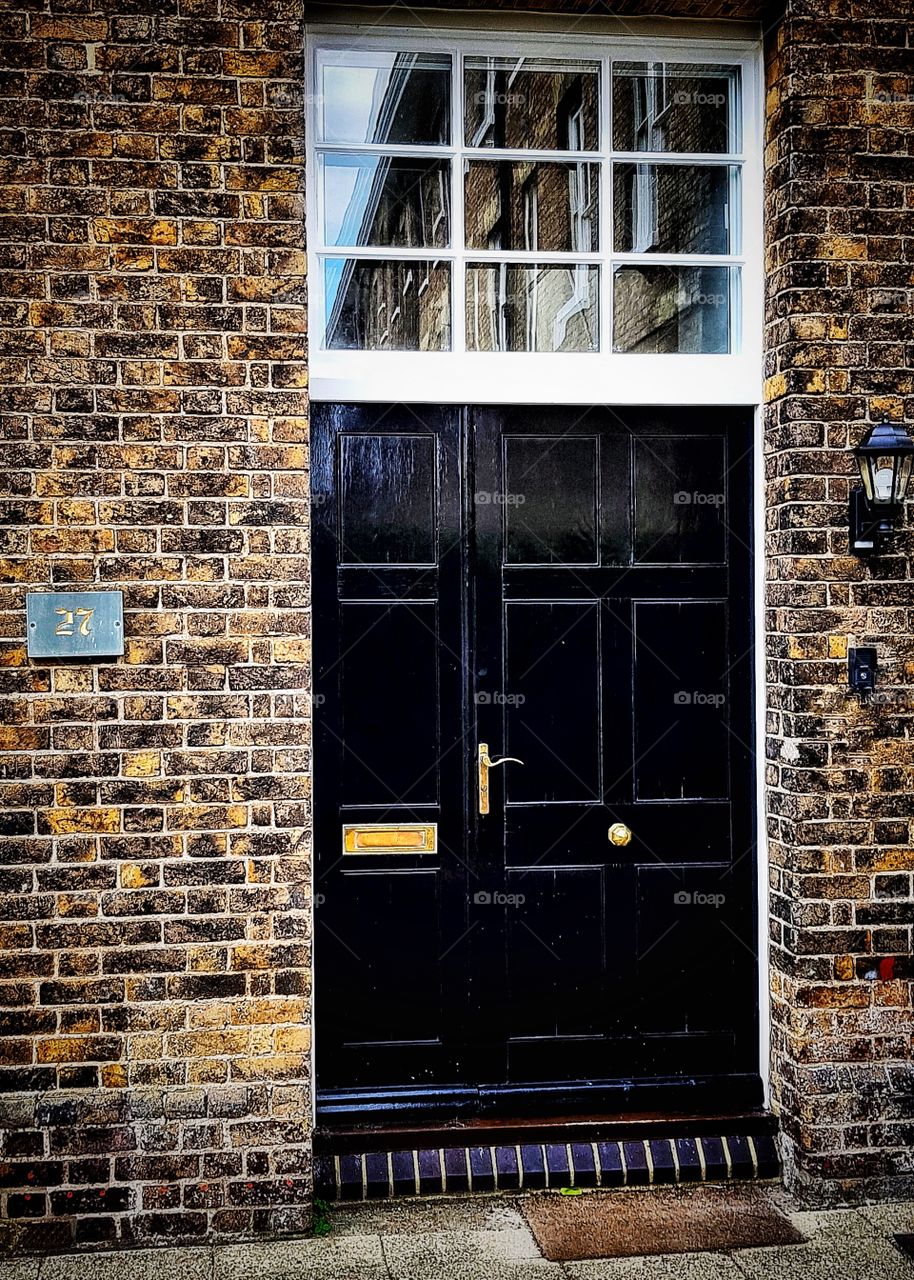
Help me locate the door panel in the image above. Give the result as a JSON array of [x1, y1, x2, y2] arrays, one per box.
[[632, 599, 729, 801], [312, 404, 469, 1092], [339, 602, 440, 805], [314, 402, 759, 1120], [504, 602, 602, 804]]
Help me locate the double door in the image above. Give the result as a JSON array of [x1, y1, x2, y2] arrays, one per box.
[[312, 403, 758, 1121]]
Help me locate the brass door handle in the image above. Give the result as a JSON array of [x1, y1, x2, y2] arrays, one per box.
[[478, 742, 524, 815], [608, 822, 632, 847]]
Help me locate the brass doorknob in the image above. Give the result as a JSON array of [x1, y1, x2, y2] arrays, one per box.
[[608, 823, 632, 847]]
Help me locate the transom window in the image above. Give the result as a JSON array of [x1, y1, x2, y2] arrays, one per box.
[[307, 32, 762, 405]]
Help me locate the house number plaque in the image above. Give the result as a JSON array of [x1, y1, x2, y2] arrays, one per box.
[[26, 591, 124, 659]]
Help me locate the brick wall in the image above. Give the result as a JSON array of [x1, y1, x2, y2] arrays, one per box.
[[0, 0, 312, 1251], [764, 0, 914, 1205], [3, 0, 914, 1253]]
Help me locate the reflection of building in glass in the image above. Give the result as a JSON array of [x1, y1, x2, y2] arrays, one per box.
[[464, 59, 600, 352], [612, 63, 735, 354], [322, 56, 737, 354], [326, 258, 451, 351], [324, 53, 452, 350]]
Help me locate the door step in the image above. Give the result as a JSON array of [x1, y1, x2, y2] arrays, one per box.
[[314, 1131, 781, 1202]]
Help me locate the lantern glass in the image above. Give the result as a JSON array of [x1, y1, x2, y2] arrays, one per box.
[[855, 424, 914, 507]]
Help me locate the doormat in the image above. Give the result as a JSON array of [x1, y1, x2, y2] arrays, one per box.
[[519, 1183, 805, 1261]]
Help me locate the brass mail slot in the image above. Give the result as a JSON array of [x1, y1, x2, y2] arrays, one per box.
[[342, 823, 437, 855]]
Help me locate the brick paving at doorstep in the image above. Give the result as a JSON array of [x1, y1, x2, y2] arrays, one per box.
[[7, 1192, 914, 1280]]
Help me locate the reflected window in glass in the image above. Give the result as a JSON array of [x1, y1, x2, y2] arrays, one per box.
[[465, 160, 599, 252], [464, 58, 600, 150], [325, 258, 452, 351], [467, 264, 599, 353], [612, 63, 740, 154], [613, 164, 737, 254], [322, 155, 450, 249]]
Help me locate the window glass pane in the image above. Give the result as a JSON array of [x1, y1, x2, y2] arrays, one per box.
[[613, 164, 736, 254], [465, 160, 599, 252], [612, 63, 740, 154], [613, 265, 734, 353], [320, 52, 451, 145], [324, 258, 451, 351], [466, 263, 598, 352], [322, 155, 450, 249], [464, 57, 599, 150]]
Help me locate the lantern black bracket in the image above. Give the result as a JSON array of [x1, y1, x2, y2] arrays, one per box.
[[849, 422, 914, 557], [849, 487, 898, 556]]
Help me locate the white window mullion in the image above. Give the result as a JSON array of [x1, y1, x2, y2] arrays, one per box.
[[306, 29, 762, 402], [452, 50, 467, 357], [599, 51, 613, 361]]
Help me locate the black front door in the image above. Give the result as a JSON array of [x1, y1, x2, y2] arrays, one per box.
[[313, 403, 759, 1123]]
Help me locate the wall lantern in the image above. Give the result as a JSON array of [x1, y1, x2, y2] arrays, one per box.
[[850, 422, 914, 555]]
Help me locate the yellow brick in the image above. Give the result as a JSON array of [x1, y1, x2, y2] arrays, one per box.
[[168, 804, 248, 831], [272, 638, 311, 663], [93, 217, 177, 246], [0, 557, 51, 582], [822, 235, 867, 261], [274, 1026, 312, 1054], [764, 373, 786, 402], [119, 863, 157, 889], [231, 1054, 308, 1081], [188, 1059, 228, 1083], [126, 1034, 163, 1060], [188, 946, 229, 972], [57, 895, 98, 917], [869, 396, 904, 420], [36, 1037, 116, 1063], [0, 644, 26, 667], [124, 750, 161, 778], [828, 635, 848, 660], [805, 370, 826, 394], [102, 1063, 129, 1088], [167, 1029, 251, 1057], [44, 808, 121, 835], [0, 726, 46, 751], [57, 500, 97, 524], [230, 944, 272, 970], [236, 997, 309, 1025], [53, 668, 94, 693], [189, 1002, 235, 1029], [125, 638, 163, 665], [250, 1027, 273, 1055], [55, 782, 93, 808]]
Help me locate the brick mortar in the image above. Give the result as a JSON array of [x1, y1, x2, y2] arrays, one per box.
[[2, 0, 914, 1253], [763, 1, 914, 1206], [0, 0, 312, 1252]]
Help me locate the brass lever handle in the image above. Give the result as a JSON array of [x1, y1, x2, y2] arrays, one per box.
[[478, 742, 524, 815]]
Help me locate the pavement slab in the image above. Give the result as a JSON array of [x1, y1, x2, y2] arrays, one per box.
[[563, 1254, 746, 1279], [729, 1240, 914, 1280], [40, 1247, 213, 1280], [5, 1261, 42, 1280], [213, 1233, 385, 1280], [380, 1224, 560, 1278], [858, 1204, 914, 1239], [330, 1194, 527, 1236]]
